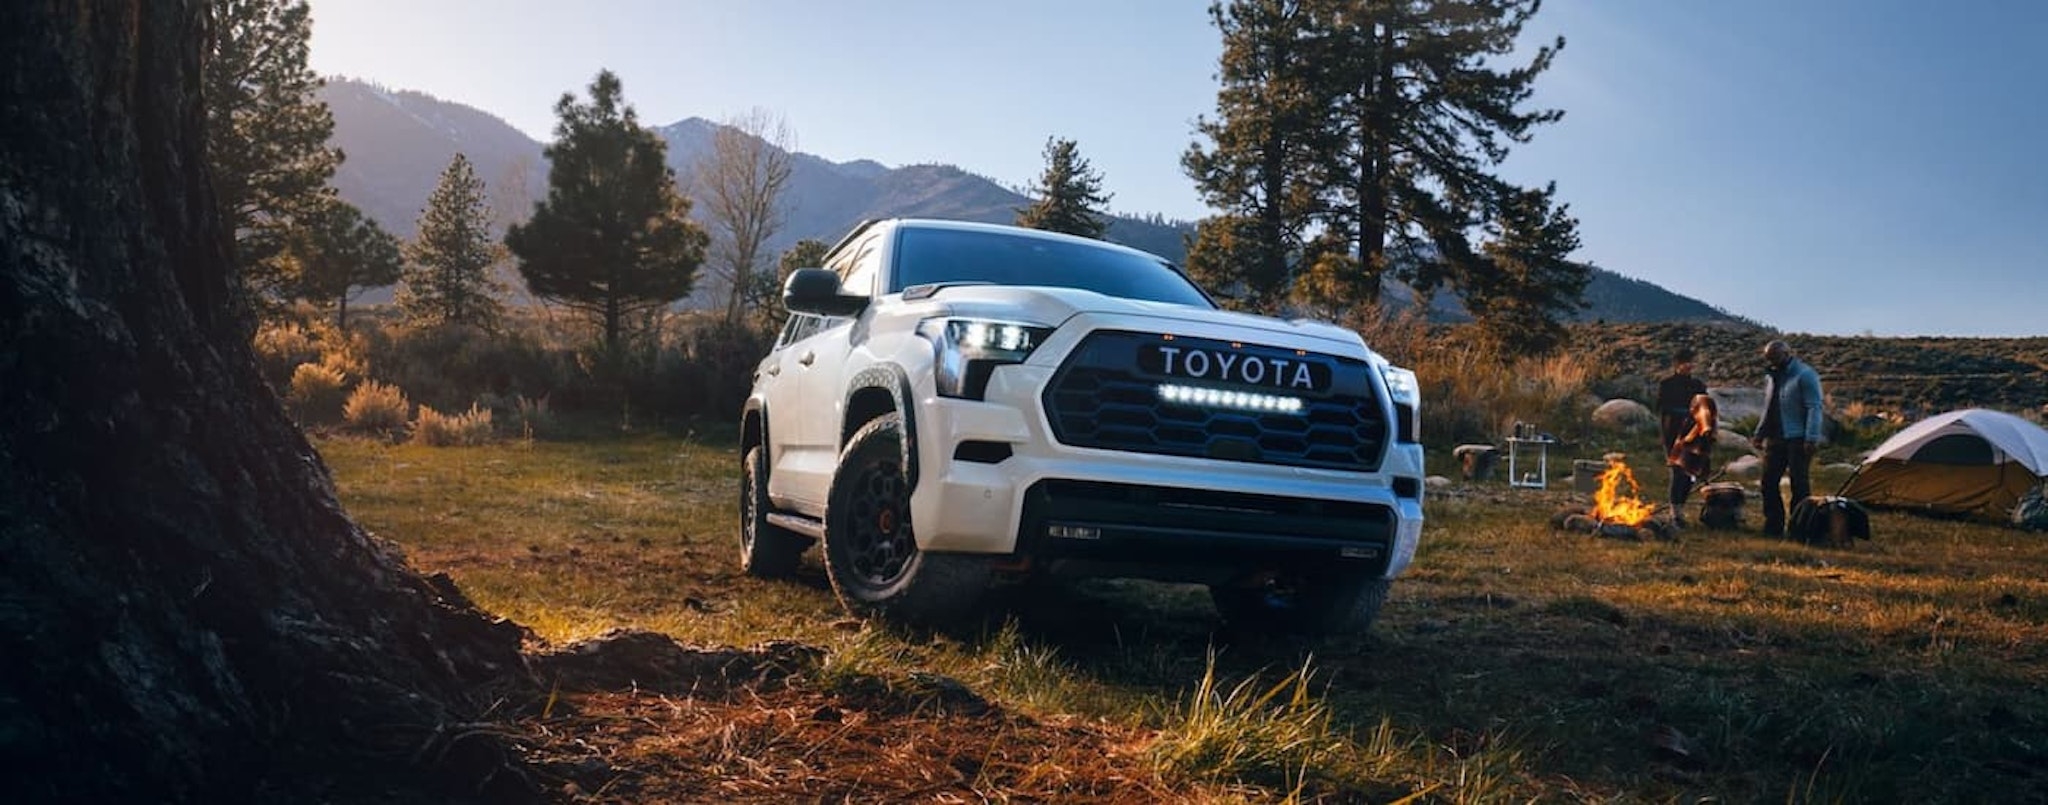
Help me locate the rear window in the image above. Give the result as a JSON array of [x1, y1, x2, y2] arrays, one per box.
[[889, 227, 1214, 309]]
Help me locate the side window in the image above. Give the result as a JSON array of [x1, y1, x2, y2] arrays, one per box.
[[776, 314, 822, 348], [841, 237, 882, 299], [824, 236, 862, 279], [831, 233, 880, 298]]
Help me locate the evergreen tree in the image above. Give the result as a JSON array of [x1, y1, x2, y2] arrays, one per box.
[[1183, 214, 1286, 312], [1467, 183, 1589, 355], [753, 238, 830, 333], [400, 154, 505, 330], [506, 71, 708, 355], [1183, 0, 1340, 312], [1016, 137, 1111, 239], [1187, 0, 1586, 330], [284, 198, 402, 330], [203, 0, 343, 314], [1322, 0, 1566, 309]]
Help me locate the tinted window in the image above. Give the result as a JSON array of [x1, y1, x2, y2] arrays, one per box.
[[889, 227, 1214, 308]]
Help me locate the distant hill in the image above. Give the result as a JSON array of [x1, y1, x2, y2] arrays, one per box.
[[320, 80, 544, 237], [318, 78, 1739, 325]]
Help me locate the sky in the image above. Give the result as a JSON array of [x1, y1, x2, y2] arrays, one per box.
[[306, 0, 2048, 337]]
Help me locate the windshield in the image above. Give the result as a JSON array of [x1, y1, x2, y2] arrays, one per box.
[[889, 227, 1214, 309]]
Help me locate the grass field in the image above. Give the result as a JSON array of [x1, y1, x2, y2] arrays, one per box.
[[318, 429, 2048, 803]]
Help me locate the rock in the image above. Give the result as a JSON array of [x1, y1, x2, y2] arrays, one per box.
[[1425, 475, 1453, 488], [1722, 455, 1763, 477], [1711, 387, 1767, 424], [1714, 428, 1754, 454], [1591, 399, 1655, 432]]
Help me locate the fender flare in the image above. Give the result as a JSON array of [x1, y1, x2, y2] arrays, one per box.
[[845, 364, 921, 490], [741, 394, 769, 454]]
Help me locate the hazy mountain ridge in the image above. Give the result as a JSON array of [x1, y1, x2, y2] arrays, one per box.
[[321, 79, 544, 236], [319, 78, 1738, 325]]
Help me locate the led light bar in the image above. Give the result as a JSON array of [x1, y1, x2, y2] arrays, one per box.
[[1157, 383, 1306, 414]]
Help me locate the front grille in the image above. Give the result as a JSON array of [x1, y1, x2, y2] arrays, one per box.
[[1043, 330, 1388, 471]]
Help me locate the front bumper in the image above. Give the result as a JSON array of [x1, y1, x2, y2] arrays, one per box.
[[907, 362, 1426, 581]]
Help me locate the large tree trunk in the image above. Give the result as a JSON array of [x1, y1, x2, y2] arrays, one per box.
[[1, 2, 533, 801]]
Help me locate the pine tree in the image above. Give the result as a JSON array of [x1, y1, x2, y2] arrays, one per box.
[[1323, 0, 1566, 309], [284, 198, 402, 330], [400, 154, 505, 330], [752, 238, 830, 333], [1016, 137, 1112, 239], [506, 71, 708, 355], [1183, 0, 1341, 312], [1186, 0, 1585, 329], [1467, 183, 1590, 355], [203, 0, 343, 315]]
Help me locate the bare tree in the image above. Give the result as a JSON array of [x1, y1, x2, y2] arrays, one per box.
[[697, 108, 795, 326]]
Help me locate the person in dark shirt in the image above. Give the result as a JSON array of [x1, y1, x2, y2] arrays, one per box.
[[1656, 347, 1708, 524]]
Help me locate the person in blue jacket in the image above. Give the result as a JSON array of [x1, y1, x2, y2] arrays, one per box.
[[1750, 339, 1825, 537]]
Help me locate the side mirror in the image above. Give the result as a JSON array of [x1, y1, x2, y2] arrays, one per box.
[[783, 267, 869, 317]]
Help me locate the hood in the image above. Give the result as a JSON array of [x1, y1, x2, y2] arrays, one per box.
[[907, 285, 1368, 354]]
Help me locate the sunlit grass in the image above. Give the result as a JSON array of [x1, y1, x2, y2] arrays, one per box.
[[318, 428, 2048, 802]]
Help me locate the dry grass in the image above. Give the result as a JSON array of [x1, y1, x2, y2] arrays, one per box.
[[318, 430, 2048, 803], [341, 379, 410, 434], [409, 403, 495, 447], [286, 361, 350, 424]]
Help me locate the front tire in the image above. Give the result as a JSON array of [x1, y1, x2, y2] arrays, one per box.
[[1210, 573, 1391, 635], [739, 446, 808, 578], [823, 413, 989, 626]]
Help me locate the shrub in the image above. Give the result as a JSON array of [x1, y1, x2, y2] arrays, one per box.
[[1405, 342, 1599, 446], [317, 332, 370, 380], [253, 322, 320, 390], [410, 403, 494, 447], [369, 322, 571, 413], [285, 362, 350, 424], [511, 394, 554, 439], [669, 317, 774, 419], [1347, 308, 1604, 445], [342, 380, 411, 435]]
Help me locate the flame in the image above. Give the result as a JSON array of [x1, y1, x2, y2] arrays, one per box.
[[1593, 458, 1658, 527]]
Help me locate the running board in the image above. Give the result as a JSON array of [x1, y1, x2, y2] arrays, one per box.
[[765, 512, 825, 540]]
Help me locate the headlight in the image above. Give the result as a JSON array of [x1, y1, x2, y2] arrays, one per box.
[[1380, 365, 1421, 442], [918, 318, 1054, 399]]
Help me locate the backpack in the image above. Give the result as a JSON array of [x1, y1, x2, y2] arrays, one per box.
[[1791, 496, 1871, 547], [1697, 482, 1746, 530], [2015, 484, 2048, 532]]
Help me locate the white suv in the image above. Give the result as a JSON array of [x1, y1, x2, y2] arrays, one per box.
[[739, 219, 1425, 633]]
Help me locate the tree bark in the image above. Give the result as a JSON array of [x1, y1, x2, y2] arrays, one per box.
[[1, 2, 533, 801]]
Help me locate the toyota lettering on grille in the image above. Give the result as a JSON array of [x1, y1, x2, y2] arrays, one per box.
[[1138, 342, 1332, 393]]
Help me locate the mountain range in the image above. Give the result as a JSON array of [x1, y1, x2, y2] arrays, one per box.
[[320, 78, 1741, 324]]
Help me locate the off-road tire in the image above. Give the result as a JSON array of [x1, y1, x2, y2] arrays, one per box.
[[823, 413, 990, 626], [1210, 573, 1391, 635], [740, 446, 809, 578]]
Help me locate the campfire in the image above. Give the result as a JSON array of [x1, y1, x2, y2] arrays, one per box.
[[1552, 455, 1676, 540]]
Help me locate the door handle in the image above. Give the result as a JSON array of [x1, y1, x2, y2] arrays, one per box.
[[765, 364, 781, 377], [798, 351, 816, 366]]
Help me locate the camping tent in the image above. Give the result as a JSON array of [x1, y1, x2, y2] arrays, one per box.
[[1840, 409, 2048, 523]]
